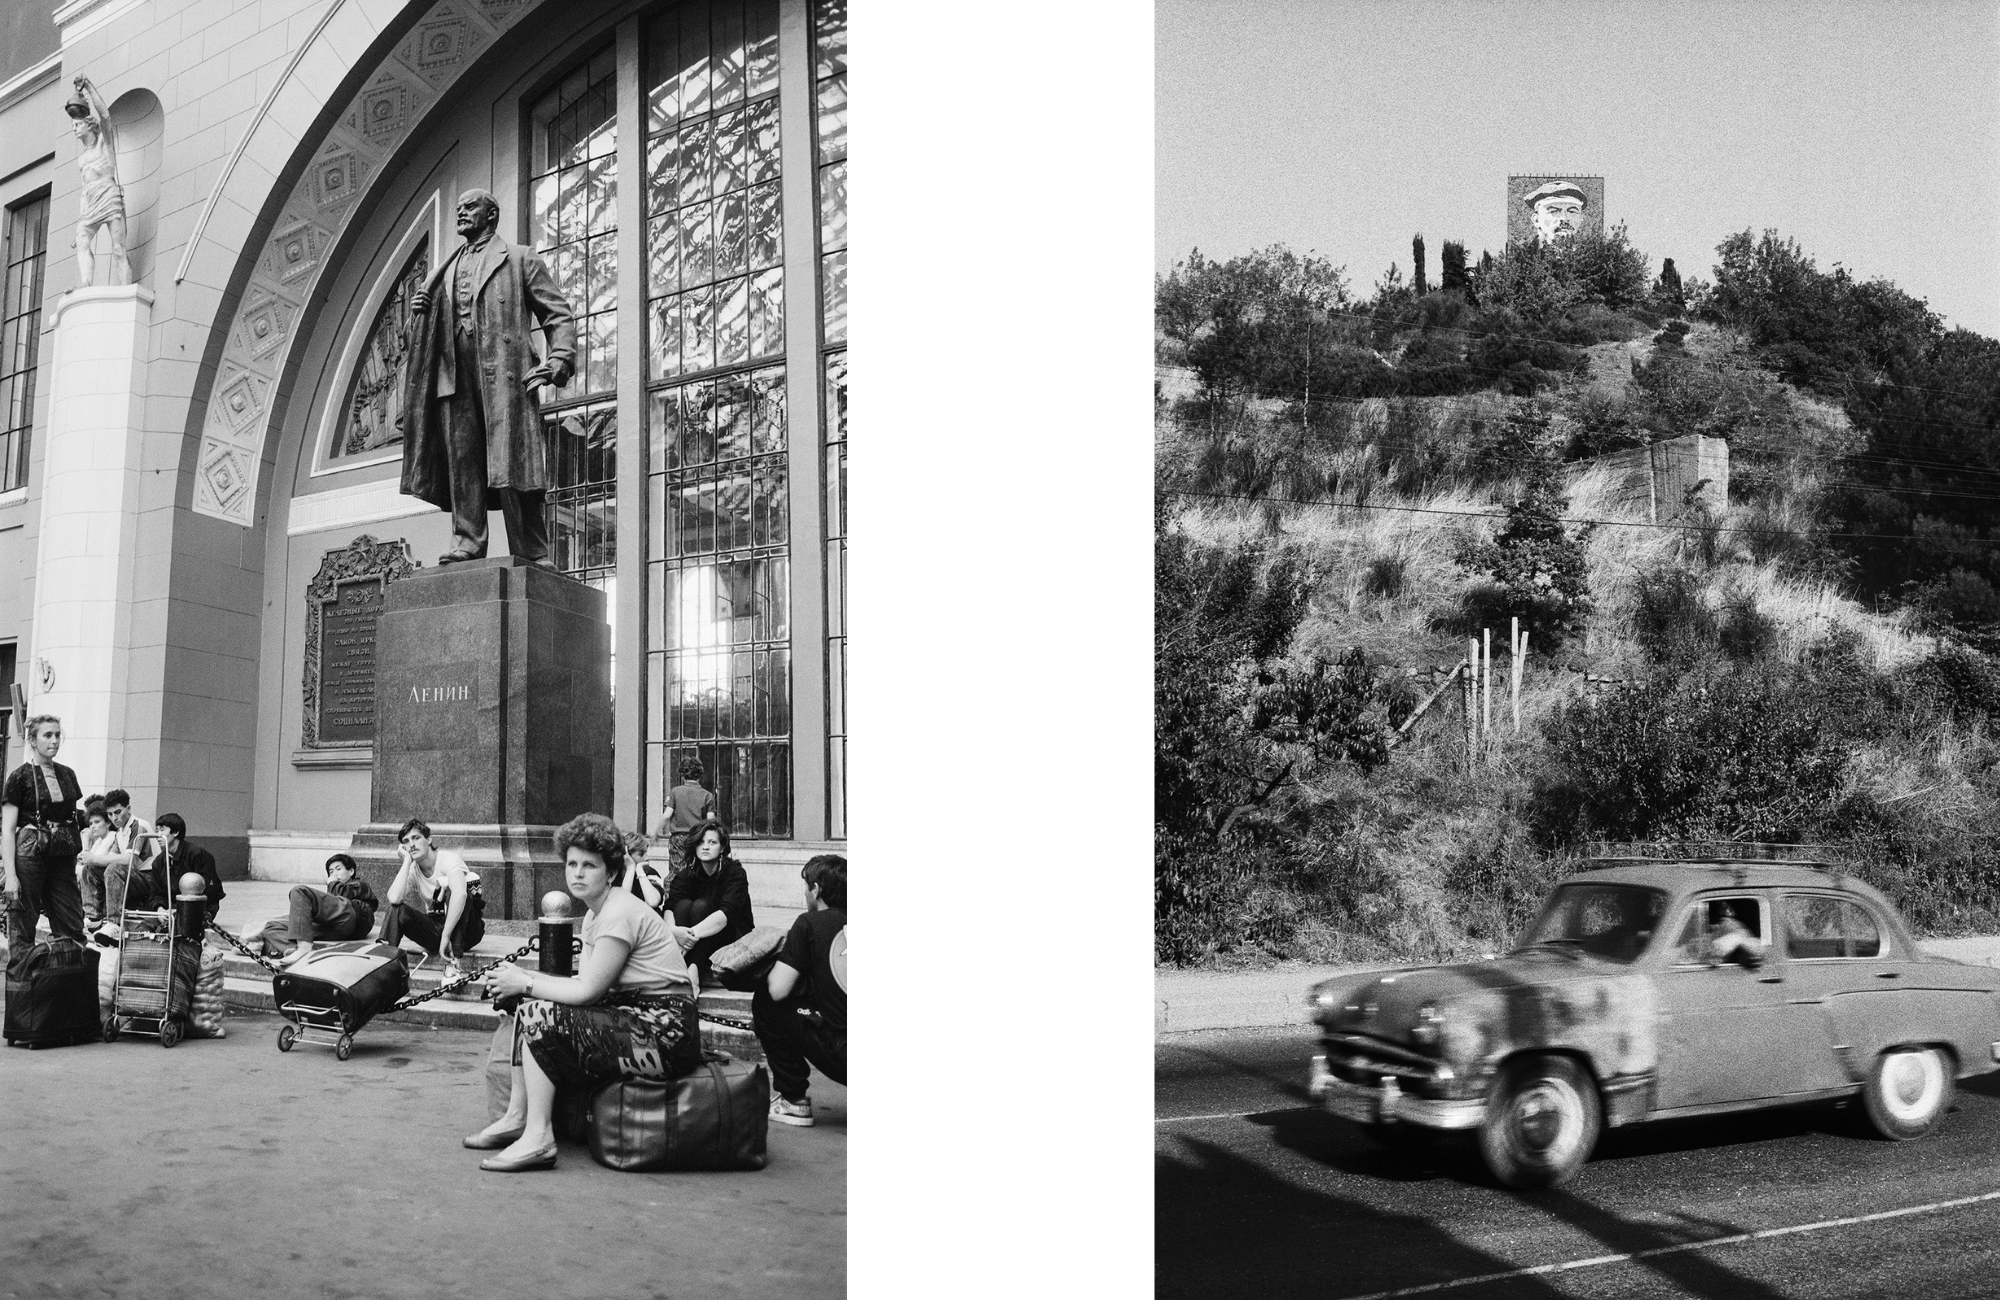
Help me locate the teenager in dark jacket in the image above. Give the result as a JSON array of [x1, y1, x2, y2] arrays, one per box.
[[151, 813, 224, 924], [261, 853, 381, 962], [666, 821, 754, 989]]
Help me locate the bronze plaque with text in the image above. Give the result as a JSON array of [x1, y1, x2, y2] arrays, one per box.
[[317, 577, 385, 744]]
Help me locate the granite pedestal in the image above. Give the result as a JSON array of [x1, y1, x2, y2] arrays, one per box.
[[347, 556, 613, 919]]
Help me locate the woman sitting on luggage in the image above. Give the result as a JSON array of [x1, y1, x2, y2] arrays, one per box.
[[468, 812, 700, 1172]]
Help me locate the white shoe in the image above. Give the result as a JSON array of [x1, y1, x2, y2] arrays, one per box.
[[770, 1095, 815, 1127]]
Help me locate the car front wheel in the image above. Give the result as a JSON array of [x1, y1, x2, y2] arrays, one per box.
[[1861, 1046, 1953, 1141], [1479, 1054, 1601, 1189]]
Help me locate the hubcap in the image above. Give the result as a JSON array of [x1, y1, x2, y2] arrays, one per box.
[[1511, 1079, 1580, 1157], [1883, 1051, 1940, 1121]]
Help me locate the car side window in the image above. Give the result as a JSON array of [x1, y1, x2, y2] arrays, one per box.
[[1671, 895, 1766, 965], [1783, 895, 1844, 959], [1781, 893, 1885, 959]]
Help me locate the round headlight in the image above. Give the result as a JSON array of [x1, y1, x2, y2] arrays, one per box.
[[1411, 1000, 1444, 1046]]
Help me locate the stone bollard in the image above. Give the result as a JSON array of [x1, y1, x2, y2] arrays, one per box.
[[174, 872, 208, 940], [539, 891, 576, 978]]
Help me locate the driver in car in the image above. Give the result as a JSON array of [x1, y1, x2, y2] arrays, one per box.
[[1709, 901, 1767, 966]]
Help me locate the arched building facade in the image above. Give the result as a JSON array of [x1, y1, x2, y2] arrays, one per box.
[[0, 0, 846, 912]]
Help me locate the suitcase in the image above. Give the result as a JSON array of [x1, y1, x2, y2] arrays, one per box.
[[5, 937, 102, 1048], [586, 1057, 771, 1171], [271, 941, 410, 1040]]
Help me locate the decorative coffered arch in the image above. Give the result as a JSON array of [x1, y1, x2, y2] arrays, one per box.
[[180, 0, 548, 525]]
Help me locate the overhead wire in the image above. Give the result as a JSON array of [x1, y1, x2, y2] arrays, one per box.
[[1161, 487, 2000, 546]]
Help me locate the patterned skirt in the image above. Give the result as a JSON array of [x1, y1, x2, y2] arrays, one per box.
[[514, 988, 700, 1091]]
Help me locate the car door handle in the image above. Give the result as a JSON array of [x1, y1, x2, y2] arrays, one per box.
[[1759, 975, 1784, 983], [1877, 972, 1900, 979]]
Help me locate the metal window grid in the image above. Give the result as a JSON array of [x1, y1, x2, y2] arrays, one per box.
[[0, 195, 50, 494]]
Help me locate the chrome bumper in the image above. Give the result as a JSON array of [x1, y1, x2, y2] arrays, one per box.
[[1308, 1052, 1486, 1130]]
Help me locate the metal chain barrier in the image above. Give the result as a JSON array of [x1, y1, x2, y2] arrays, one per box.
[[203, 918, 760, 1033], [203, 921, 286, 975], [392, 935, 539, 1011]]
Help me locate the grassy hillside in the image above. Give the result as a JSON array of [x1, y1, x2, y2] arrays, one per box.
[[1156, 260, 2000, 969]]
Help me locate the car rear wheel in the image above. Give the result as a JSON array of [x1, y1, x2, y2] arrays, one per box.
[[1479, 1054, 1601, 1189], [1861, 1046, 1952, 1141]]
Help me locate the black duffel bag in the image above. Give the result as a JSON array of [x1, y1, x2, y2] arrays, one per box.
[[586, 1056, 770, 1172]]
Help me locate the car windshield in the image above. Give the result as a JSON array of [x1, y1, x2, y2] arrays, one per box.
[[1517, 884, 1669, 964]]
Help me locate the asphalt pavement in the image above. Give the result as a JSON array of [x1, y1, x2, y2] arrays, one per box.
[[0, 1008, 844, 1300], [1157, 1024, 2000, 1300]]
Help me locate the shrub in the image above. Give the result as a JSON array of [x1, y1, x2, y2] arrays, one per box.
[[1631, 566, 1717, 664], [1455, 461, 1595, 648]]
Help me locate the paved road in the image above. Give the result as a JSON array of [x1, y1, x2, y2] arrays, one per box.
[[1157, 1025, 2000, 1300], [1, 1009, 843, 1300]]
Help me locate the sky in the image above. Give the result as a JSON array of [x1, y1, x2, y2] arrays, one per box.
[[1157, 0, 2000, 337]]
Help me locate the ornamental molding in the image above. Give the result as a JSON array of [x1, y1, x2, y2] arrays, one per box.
[[300, 534, 421, 750], [191, 0, 545, 526]]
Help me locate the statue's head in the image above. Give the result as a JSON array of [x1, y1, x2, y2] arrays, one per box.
[[455, 189, 500, 240], [1524, 181, 1587, 243]]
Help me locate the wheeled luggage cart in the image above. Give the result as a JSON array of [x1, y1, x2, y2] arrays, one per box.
[[271, 941, 411, 1060], [105, 907, 200, 1048]]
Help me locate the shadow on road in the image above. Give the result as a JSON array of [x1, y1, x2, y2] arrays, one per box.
[[1157, 1127, 1569, 1300], [1521, 1190, 1788, 1300]]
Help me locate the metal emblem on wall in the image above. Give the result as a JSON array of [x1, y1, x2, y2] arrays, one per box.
[[301, 534, 422, 749]]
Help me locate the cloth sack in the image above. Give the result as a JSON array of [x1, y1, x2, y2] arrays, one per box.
[[585, 1056, 770, 1172], [709, 925, 787, 993], [186, 945, 226, 1038]]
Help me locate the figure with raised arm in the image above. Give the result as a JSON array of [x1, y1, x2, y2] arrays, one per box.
[[64, 76, 129, 288]]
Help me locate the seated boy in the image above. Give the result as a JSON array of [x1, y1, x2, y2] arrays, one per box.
[[752, 854, 847, 1128], [75, 797, 111, 931], [378, 818, 484, 976], [261, 853, 380, 965], [90, 792, 159, 945]]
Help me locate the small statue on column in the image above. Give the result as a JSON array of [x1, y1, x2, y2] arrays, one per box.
[[64, 76, 129, 288]]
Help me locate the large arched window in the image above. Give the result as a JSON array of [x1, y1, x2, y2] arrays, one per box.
[[512, 0, 825, 841]]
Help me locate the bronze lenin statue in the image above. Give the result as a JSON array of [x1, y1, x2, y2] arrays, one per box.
[[398, 189, 578, 565]]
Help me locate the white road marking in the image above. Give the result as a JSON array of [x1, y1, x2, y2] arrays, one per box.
[[1341, 1188, 2000, 1299], [1156, 1106, 1312, 1125]]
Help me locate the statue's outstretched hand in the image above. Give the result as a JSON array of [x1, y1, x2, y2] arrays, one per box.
[[523, 359, 572, 394]]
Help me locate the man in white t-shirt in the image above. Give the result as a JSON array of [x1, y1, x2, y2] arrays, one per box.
[[378, 817, 485, 976], [86, 790, 157, 945]]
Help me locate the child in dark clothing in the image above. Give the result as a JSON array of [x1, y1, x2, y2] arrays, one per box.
[[262, 853, 380, 964], [655, 759, 717, 863]]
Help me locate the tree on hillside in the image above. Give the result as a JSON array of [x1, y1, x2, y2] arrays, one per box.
[[1654, 257, 1684, 313], [1413, 233, 1428, 296], [1441, 240, 1470, 299], [1554, 222, 1651, 309], [1156, 245, 1353, 404], [1457, 414, 1595, 647]]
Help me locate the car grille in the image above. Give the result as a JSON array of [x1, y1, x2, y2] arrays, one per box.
[[1322, 1032, 1447, 1090]]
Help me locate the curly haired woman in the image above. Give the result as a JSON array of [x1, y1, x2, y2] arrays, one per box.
[[468, 813, 700, 1171]]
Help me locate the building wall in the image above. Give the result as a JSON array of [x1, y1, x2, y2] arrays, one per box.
[[0, 0, 57, 88], [0, 0, 843, 874]]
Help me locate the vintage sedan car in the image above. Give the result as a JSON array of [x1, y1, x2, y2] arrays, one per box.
[[1306, 860, 2000, 1188]]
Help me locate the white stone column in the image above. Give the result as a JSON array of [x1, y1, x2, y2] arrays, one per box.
[[27, 284, 155, 790]]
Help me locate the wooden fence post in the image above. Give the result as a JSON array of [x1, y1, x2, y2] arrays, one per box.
[[1464, 638, 1478, 769]]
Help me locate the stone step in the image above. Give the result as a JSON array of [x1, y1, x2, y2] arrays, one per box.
[[213, 952, 759, 1058]]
